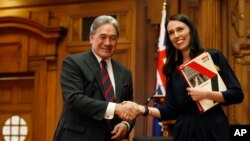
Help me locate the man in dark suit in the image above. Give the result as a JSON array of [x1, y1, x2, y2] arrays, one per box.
[[54, 15, 138, 141]]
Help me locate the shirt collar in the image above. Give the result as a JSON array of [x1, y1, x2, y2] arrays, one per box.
[[92, 51, 111, 64]]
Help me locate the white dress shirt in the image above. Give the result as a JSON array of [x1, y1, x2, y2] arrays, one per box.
[[92, 51, 130, 131], [92, 52, 116, 119]]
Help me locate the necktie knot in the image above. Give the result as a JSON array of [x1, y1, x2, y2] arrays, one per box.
[[101, 60, 107, 69]]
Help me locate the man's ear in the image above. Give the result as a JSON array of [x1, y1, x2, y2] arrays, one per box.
[[89, 34, 93, 44]]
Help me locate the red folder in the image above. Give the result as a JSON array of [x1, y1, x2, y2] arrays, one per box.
[[177, 52, 227, 113]]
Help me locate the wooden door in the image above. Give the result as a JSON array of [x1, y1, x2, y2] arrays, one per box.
[[0, 17, 66, 141], [0, 75, 34, 141]]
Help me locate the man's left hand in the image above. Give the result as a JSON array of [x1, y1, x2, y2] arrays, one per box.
[[111, 122, 127, 140]]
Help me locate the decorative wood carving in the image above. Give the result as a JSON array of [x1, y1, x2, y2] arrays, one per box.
[[0, 16, 66, 141], [230, 0, 250, 125], [231, 0, 245, 37]]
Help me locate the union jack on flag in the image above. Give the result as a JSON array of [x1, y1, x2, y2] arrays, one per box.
[[153, 3, 167, 136], [155, 4, 167, 96]]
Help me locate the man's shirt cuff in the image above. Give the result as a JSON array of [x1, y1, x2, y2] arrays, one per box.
[[104, 102, 116, 119], [122, 121, 130, 132]]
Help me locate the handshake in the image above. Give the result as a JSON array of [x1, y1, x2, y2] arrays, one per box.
[[114, 101, 147, 121]]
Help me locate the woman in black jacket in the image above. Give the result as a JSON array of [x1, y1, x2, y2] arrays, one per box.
[[124, 13, 244, 141]]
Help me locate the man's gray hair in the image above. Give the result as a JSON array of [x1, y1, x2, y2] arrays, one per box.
[[90, 15, 120, 37]]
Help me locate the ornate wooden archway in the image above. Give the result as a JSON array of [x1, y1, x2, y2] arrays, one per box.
[[0, 16, 66, 141]]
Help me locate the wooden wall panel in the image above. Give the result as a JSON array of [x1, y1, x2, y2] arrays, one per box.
[[146, 0, 165, 24], [0, 34, 28, 73], [232, 58, 250, 124], [1, 0, 249, 140], [0, 0, 137, 140], [199, 0, 222, 50], [228, 0, 250, 125], [179, 0, 222, 51], [0, 77, 34, 141], [0, 16, 66, 141], [0, 0, 92, 8]]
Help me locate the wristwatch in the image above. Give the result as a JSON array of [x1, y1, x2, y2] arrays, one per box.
[[142, 106, 149, 116]]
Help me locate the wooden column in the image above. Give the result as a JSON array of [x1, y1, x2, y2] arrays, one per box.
[[199, 0, 222, 50]]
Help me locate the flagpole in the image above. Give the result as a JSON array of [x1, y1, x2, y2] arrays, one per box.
[[153, 0, 167, 101], [152, 0, 168, 137], [157, 2, 175, 137]]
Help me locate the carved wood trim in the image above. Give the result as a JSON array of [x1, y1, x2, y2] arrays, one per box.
[[0, 16, 67, 140], [231, 0, 245, 37], [0, 17, 67, 41], [232, 42, 250, 64], [0, 16, 66, 71], [229, 0, 250, 125]]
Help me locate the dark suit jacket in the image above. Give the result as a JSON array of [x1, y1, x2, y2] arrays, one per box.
[[54, 50, 135, 141]]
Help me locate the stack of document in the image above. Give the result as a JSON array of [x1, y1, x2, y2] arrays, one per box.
[[178, 52, 227, 113]]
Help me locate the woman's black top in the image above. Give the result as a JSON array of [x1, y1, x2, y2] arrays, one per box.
[[158, 49, 244, 141]]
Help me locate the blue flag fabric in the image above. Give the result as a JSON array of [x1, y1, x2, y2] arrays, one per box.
[[152, 102, 163, 136], [152, 1, 167, 137]]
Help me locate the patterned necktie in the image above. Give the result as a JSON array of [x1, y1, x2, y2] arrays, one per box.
[[100, 60, 115, 102]]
